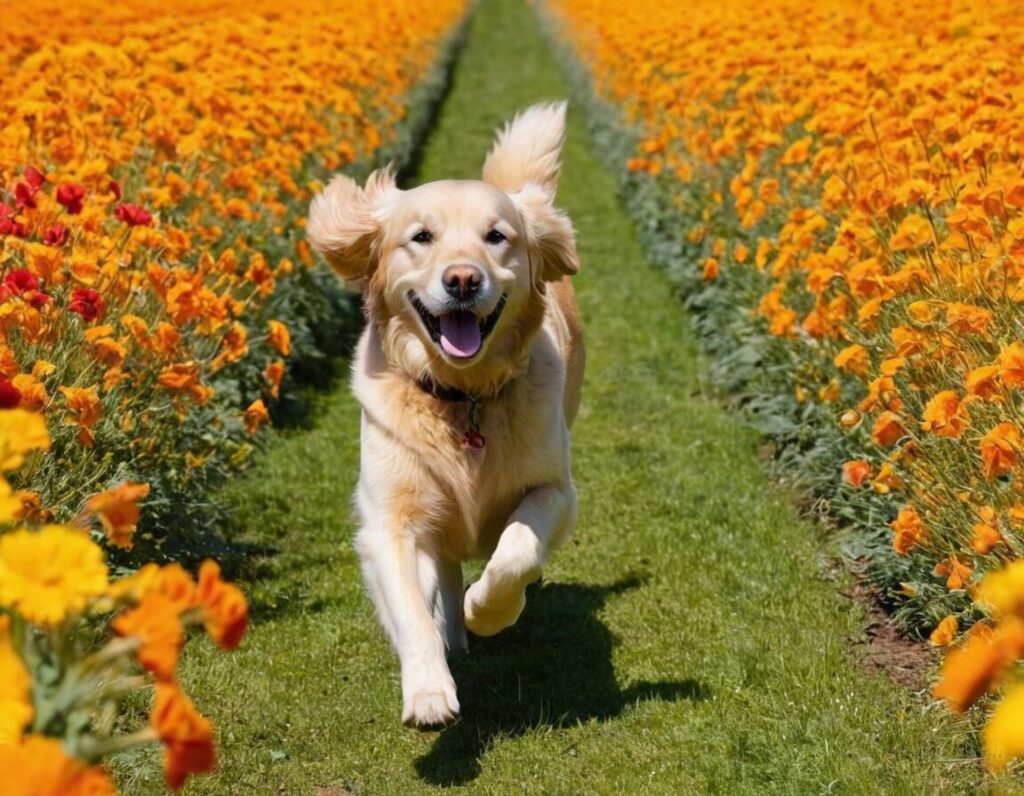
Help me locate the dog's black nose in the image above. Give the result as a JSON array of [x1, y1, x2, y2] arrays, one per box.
[[442, 265, 483, 300]]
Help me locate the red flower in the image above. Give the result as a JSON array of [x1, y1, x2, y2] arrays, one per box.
[[0, 203, 11, 219], [14, 182, 36, 210], [43, 223, 68, 247], [5, 269, 39, 294], [29, 292, 51, 309], [24, 166, 45, 190], [68, 288, 103, 321], [115, 203, 152, 226], [0, 218, 27, 238], [56, 183, 86, 215], [108, 179, 122, 201], [0, 377, 21, 409]]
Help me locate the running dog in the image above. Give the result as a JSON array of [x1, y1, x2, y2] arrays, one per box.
[[307, 101, 583, 728]]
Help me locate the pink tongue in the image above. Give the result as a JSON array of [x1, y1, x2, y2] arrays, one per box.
[[439, 311, 482, 358]]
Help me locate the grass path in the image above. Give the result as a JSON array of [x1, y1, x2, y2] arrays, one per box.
[[149, 1, 978, 792]]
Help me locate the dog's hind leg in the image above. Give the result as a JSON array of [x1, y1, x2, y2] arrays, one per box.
[[355, 523, 460, 728], [423, 552, 466, 653], [464, 484, 577, 637]]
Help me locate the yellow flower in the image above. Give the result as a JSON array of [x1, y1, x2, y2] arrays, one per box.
[[0, 526, 108, 626], [0, 410, 50, 471], [983, 684, 1024, 771], [267, 320, 292, 357], [0, 616, 32, 743], [977, 560, 1024, 620]]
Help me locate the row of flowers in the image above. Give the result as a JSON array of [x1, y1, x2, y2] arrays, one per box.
[[547, 0, 1024, 777], [0, 0, 467, 791]]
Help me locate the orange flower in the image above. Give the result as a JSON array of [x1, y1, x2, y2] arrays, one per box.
[[265, 360, 285, 398], [112, 592, 184, 681], [0, 734, 114, 795], [151, 682, 217, 790], [154, 563, 198, 612], [919, 391, 970, 438], [210, 321, 249, 372], [701, 257, 719, 281], [267, 320, 291, 357], [890, 505, 925, 554], [59, 386, 102, 447], [979, 421, 1021, 479], [997, 341, 1024, 388], [933, 623, 1008, 712], [158, 362, 214, 405], [934, 557, 973, 590], [971, 514, 1003, 555], [833, 343, 870, 377], [841, 459, 871, 487], [195, 560, 248, 651], [83, 481, 150, 549], [244, 398, 269, 436], [929, 615, 958, 647], [966, 365, 1001, 399], [871, 411, 906, 447]]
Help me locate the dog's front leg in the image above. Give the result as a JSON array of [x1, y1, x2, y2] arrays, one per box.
[[464, 484, 577, 637], [355, 521, 459, 727]]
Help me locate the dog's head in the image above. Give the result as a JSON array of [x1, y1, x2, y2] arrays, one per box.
[[307, 101, 578, 392]]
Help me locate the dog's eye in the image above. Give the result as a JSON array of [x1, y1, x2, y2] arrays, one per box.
[[485, 229, 506, 245], [412, 229, 432, 244]]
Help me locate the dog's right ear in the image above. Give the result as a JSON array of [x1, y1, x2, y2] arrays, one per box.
[[306, 166, 398, 280]]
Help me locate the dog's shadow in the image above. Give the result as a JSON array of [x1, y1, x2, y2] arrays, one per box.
[[414, 574, 709, 786]]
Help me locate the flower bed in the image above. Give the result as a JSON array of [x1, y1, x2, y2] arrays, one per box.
[[0, 0, 466, 790], [546, 0, 1024, 774]]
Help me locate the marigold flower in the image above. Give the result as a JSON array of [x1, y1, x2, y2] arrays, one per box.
[[971, 519, 1003, 555], [890, 505, 925, 555], [0, 616, 31, 743], [195, 560, 248, 650], [266, 360, 285, 398], [997, 341, 1024, 388], [934, 557, 973, 590], [0, 526, 108, 626], [929, 614, 958, 647], [112, 591, 184, 681], [833, 343, 870, 377], [59, 386, 102, 447], [841, 459, 871, 487], [151, 682, 217, 790], [268, 320, 291, 357], [983, 684, 1024, 771], [0, 734, 114, 795], [871, 411, 906, 447], [979, 421, 1021, 479], [932, 621, 1024, 712], [243, 398, 269, 436], [976, 560, 1024, 620], [919, 390, 970, 438], [84, 481, 151, 549], [0, 409, 50, 470]]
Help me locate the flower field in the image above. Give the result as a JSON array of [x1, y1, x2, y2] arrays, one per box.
[[548, 0, 1024, 774], [0, 0, 465, 790]]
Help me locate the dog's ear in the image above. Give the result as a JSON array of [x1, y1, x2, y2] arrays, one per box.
[[515, 182, 580, 281], [483, 101, 578, 280], [483, 101, 567, 196], [307, 166, 398, 280]]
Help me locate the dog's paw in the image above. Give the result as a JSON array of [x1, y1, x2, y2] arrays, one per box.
[[402, 684, 460, 729], [464, 580, 526, 637]]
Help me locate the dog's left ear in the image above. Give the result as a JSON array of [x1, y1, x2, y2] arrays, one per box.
[[514, 184, 579, 281], [482, 101, 579, 281]]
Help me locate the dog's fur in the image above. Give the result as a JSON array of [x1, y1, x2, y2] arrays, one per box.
[[307, 102, 583, 728]]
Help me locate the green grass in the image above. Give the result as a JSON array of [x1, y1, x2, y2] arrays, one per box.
[[124, 0, 983, 792]]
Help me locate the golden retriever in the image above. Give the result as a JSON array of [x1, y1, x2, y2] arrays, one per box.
[[306, 102, 583, 728]]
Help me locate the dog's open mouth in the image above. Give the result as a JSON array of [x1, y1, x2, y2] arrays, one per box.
[[408, 291, 507, 359]]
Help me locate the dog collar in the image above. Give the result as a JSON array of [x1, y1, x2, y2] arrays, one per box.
[[416, 376, 486, 450]]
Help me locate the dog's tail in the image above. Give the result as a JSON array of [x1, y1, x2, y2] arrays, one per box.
[[482, 101, 567, 197]]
